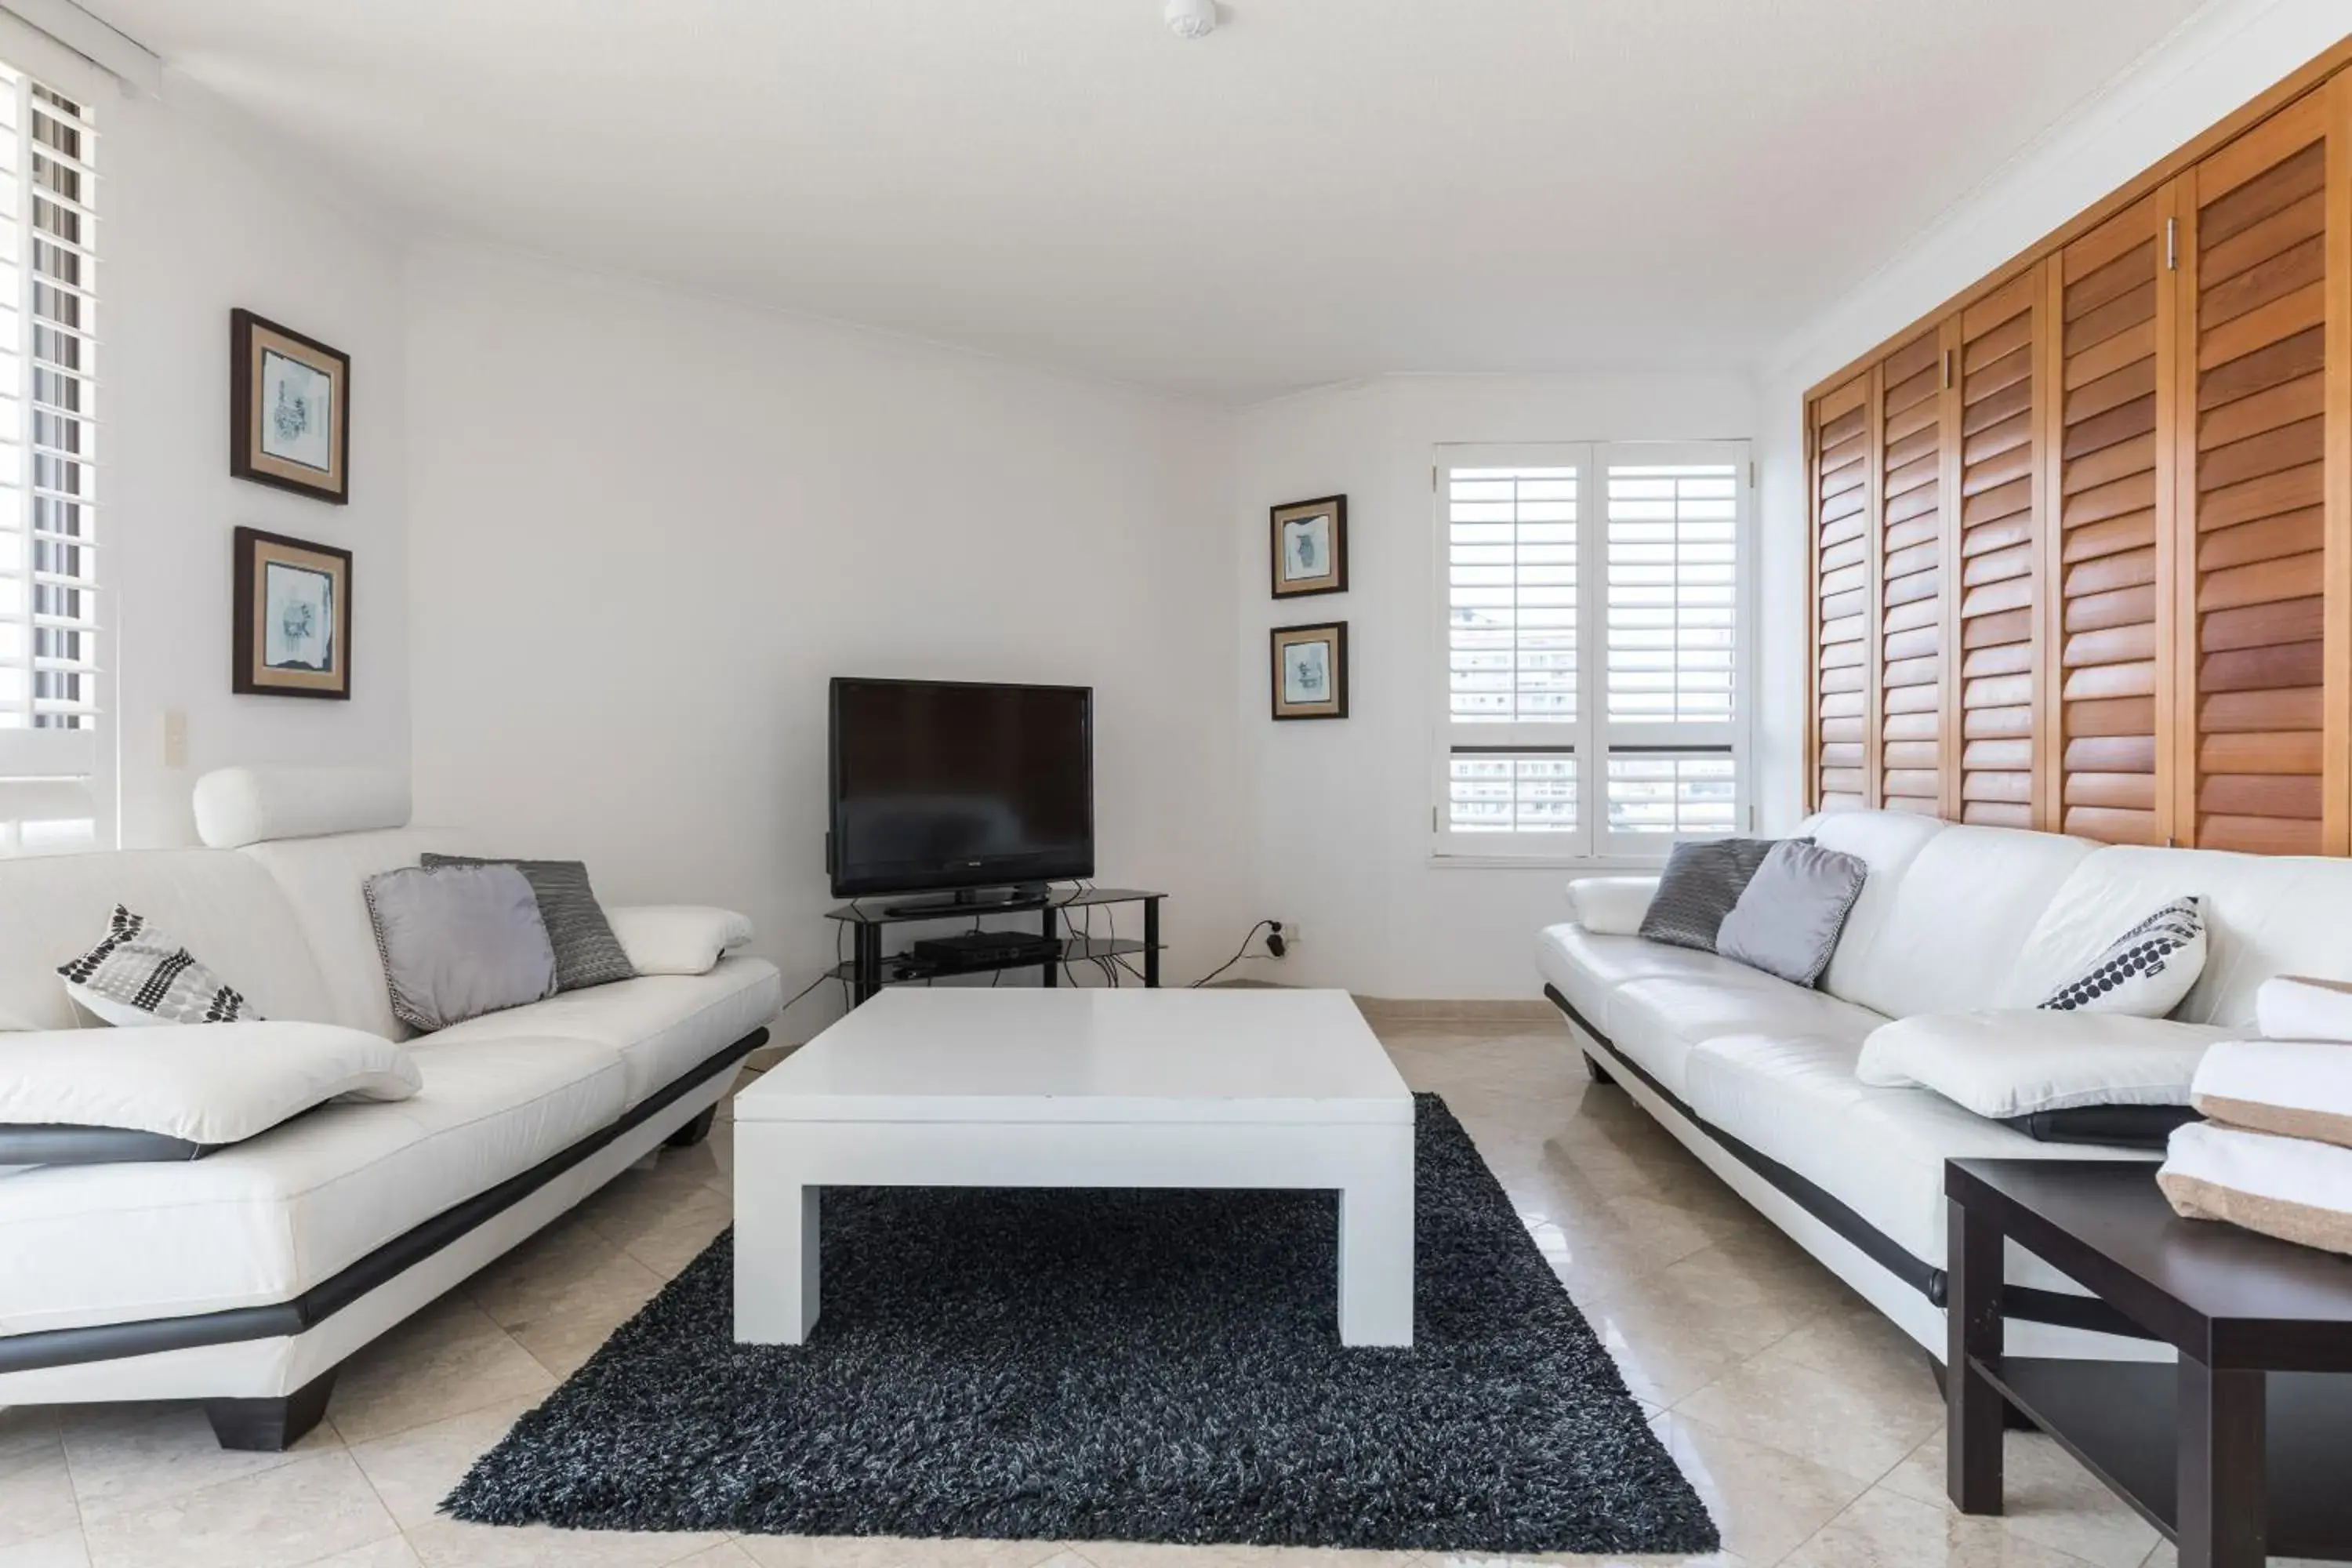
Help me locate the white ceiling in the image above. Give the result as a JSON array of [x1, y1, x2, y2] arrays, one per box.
[[89, 0, 2208, 402]]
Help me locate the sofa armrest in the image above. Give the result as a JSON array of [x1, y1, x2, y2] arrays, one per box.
[[1566, 876, 1660, 936], [607, 906, 754, 976]]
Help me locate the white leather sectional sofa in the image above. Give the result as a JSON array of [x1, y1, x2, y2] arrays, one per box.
[[1537, 808, 2352, 1363], [0, 768, 782, 1447]]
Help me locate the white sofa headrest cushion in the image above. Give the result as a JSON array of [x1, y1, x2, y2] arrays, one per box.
[[194, 766, 412, 849]]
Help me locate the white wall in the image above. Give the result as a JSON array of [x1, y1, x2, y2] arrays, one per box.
[[1233, 373, 1758, 997], [1752, 0, 2352, 832], [105, 75, 409, 846], [404, 245, 1248, 1033]]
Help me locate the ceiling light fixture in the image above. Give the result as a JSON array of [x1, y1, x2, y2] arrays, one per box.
[[1164, 0, 1217, 40]]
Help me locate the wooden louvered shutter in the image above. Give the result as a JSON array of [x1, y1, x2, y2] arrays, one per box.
[[2179, 93, 2341, 854], [2051, 194, 2173, 845], [1876, 332, 1945, 815], [1810, 377, 1872, 811], [1954, 272, 2042, 827]]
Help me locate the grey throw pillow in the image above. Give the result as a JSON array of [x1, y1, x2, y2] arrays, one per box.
[[1638, 837, 1784, 953], [364, 864, 557, 1032], [1715, 838, 1869, 988], [422, 854, 635, 992]]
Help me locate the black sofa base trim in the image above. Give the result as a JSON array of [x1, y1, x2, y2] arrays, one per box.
[[1541, 985, 2151, 1344], [0, 1025, 770, 1378]]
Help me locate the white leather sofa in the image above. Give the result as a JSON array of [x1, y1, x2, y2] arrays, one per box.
[[0, 768, 782, 1447], [1537, 809, 2352, 1364]]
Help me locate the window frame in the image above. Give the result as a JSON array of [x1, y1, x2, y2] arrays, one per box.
[[1429, 437, 1754, 868]]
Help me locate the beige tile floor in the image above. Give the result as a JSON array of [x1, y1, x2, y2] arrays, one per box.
[[0, 1018, 2291, 1568]]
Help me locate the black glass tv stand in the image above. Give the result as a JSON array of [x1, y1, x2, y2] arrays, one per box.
[[823, 885, 1166, 1006], [877, 883, 1051, 919]]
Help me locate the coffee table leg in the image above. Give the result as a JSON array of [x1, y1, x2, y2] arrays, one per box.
[[2177, 1356, 2265, 1568], [735, 1178, 821, 1345], [1337, 1137, 1414, 1347], [1946, 1195, 2005, 1515]]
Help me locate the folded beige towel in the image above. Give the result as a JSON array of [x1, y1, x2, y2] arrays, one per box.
[[2255, 975, 2352, 1043], [2161, 1120, 2352, 1256], [2193, 1036, 2352, 1149]]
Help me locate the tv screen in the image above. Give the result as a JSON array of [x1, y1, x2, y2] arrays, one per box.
[[827, 677, 1094, 897]]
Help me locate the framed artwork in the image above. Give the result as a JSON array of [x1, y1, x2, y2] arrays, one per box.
[[231, 309, 350, 503], [1269, 494, 1346, 598], [233, 527, 352, 699], [1269, 620, 1348, 720]]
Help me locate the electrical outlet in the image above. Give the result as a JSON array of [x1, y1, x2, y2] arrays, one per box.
[[1265, 919, 1295, 959], [162, 710, 189, 769]]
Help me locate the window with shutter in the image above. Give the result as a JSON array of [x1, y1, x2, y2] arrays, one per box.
[[1436, 440, 1749, 861], [0, 68, 103, 854]]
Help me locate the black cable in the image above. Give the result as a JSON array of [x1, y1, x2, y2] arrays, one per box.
[[1189, 920, 1274, 989]]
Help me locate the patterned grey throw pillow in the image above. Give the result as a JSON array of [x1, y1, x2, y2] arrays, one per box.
[[423, 854, 635, 992], [1715, 839, 1869, 988], [1638, 837, 1785, 953]]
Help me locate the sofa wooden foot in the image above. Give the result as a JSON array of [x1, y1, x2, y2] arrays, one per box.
[[205, 1368, 337, 1451], [666, 1105, 718, 1148], [1581, 1050, 1615, 1086]]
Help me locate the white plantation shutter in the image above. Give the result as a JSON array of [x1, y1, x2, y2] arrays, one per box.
[[1599, 448, 1740, 851], [1435, 440, 1748, 860], [0, 68, 104, 854], [1440, 450, 1584, 848]]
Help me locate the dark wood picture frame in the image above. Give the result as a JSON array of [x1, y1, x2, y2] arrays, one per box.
[[1269, 494, 1347, 598], [231, 309, 351, 504], [1270, 620, 1348, 720], [233, 527, 353, 699]]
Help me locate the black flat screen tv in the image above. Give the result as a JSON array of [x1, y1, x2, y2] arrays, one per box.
[[827, 677, 1094, 898]]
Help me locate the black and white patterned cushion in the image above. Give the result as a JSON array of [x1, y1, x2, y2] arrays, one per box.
[[56, 906, 262, 1026], [2038, 897, 2206, 1017], [1638, 837, 1787, 953]]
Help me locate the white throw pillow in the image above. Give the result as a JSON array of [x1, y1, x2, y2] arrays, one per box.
[[2037, 896, 2205, 1016], [56, 905, 263, 1027], [1857, 1009, 2237, 1119], [0, 1021, 421, 1152], [605, 906, 753, 975]]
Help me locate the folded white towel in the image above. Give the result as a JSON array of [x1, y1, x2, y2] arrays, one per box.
[[2160, 1120, 2352, 1255], [2194, 1036, 2352, 1148], [2256, 975, 2352, 1042]]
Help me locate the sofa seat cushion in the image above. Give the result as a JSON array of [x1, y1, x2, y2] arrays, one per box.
[[1604, 973, 1886, 1105], [419, 956, 781, 1108], [1536, 925, 1761, 1050], [1686, 1031, 2154, 1283], [0, 1035, 624, 1335]]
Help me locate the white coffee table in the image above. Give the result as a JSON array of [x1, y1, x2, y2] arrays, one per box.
[[731, 987, 1415, 1347]]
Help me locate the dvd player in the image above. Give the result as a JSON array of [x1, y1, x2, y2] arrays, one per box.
[[906, 931, 1063, 967]]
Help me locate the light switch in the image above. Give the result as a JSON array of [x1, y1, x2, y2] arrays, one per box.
[[162, 709, 188, 768]]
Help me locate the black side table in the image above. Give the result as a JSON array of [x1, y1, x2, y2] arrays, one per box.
[[1946, 1158, 2352, 1567]]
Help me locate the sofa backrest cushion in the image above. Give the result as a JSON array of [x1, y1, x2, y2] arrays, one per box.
[[0, 849, 335, 1030], [240, 827, 472, 1039], [1828, 823, 2101, 1019], [1800, 810, 1945, 1001], [2018, 845, 2352, 1029]]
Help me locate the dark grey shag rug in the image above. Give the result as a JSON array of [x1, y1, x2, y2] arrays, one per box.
[[442, 1093, 1716, 1555]]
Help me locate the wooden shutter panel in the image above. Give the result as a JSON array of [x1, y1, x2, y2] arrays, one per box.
[[1955, 271, 2042, 827], [2182, 95, 2334, 855], [1811, 377, 1872, 811], [2053, 194, 2172, 845], [1877, 331, 1945, 815]]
